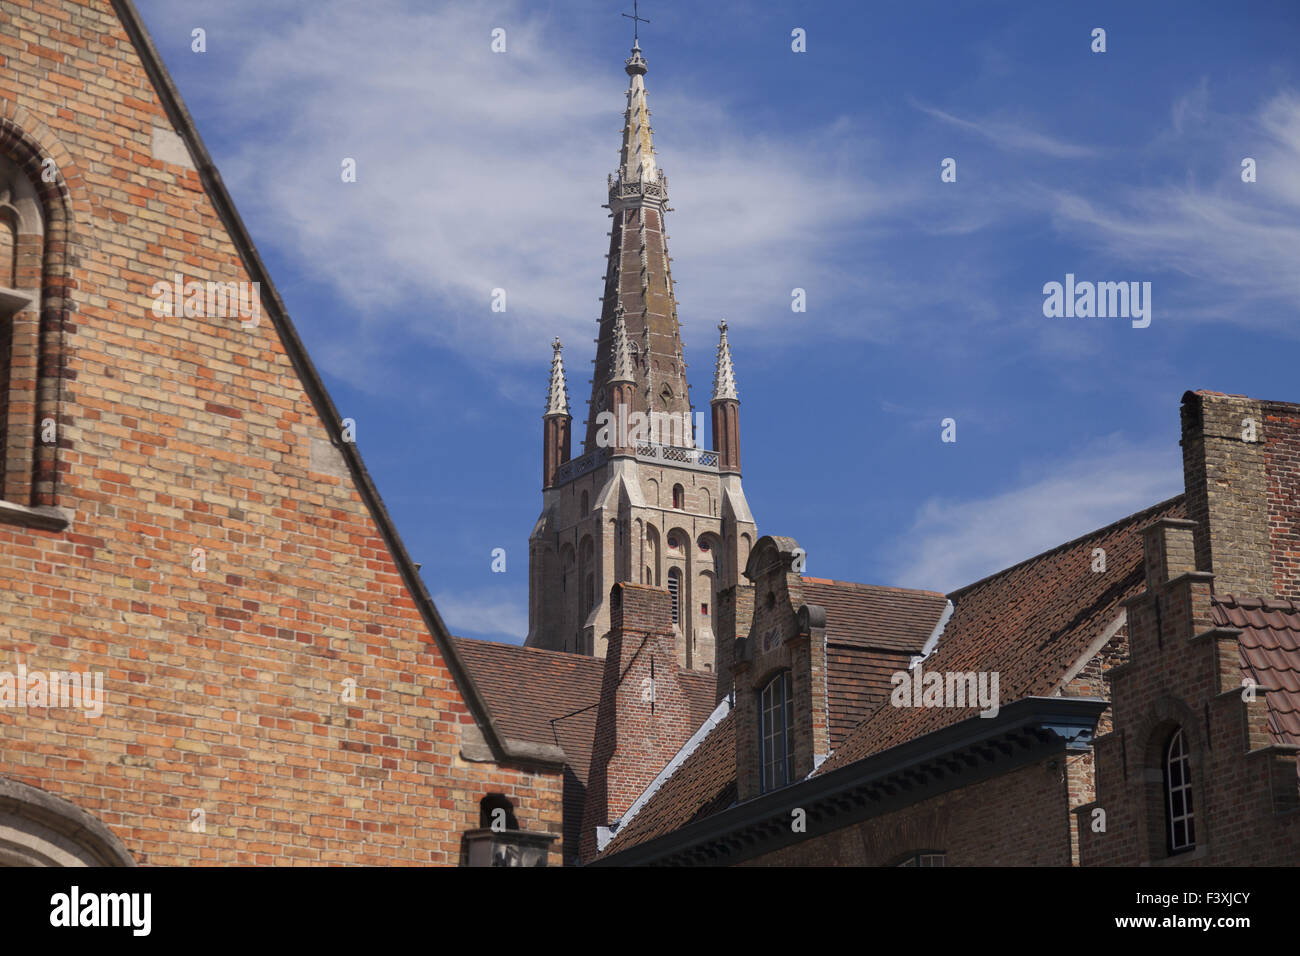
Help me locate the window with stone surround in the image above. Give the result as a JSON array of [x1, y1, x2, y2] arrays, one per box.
[[759, 670, 794, 793], [0, 155, 42, 505]]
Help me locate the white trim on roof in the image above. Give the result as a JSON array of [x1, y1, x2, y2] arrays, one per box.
[[909, 599, 954, 668], [597, 692, 734, 852]]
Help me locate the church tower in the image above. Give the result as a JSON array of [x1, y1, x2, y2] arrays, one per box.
[[526, 39, 757, 671]]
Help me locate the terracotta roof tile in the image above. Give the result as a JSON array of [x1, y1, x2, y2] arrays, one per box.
[[799, 578, 947, 748], [816, 495, 1186, 775], [1211, 596, 1300, 745], [452, 637, 719, 861]]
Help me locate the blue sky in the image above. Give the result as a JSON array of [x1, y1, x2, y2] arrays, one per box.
[[134, 0, 1300, 643]]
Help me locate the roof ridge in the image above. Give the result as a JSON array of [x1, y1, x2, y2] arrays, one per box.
[[947, 493, 1186, 600], [800, 576, 946, 599]]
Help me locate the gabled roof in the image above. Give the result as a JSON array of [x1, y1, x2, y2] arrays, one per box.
[[596, 495, 1187, 858], [107, 0, 547, 767], [818, 494, 1186, 774], [799, 578, 948, 747], [1213, 595, 1300, 745], [453, 637, 719, 768]]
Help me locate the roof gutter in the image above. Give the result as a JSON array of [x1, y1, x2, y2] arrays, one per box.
[[593, 695, 1107, 866]]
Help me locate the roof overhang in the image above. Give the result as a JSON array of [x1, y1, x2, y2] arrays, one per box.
[[592, 695, 1107, 866]]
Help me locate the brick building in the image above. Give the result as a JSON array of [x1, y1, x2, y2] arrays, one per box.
[[584, 391, 1300, 866], [0, 0, 564, 865]]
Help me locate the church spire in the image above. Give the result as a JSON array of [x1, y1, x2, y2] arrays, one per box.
[[584, 38, 690, 451]]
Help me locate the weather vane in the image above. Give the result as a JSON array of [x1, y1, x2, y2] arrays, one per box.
[[622, 1, 650, 43]]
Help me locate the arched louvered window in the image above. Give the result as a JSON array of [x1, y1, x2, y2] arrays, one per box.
[[1164, 727, 1195, 854]]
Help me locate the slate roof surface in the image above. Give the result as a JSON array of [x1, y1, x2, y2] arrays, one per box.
[[1213, 595, 1300, 745]]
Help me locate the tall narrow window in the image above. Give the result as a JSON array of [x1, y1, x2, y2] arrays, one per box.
[[759, 671, 794, 792], [1164, 727, 1195, 854], [667, 567, 681, 625], [672, 484, 684, 509]]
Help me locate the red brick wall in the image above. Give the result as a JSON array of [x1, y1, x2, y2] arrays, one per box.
[[740, 756, 1075, 866], [1264, 400, 1300, 602], [580, 582, 692, 861], [1078, 523, 1300, 866], [0, 0, 561, 865]]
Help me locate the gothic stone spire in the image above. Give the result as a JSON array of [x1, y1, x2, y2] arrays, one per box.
[[585, 40, 690, 451]]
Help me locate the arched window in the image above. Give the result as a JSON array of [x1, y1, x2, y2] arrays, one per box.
[[1164, 727, 1195, 854], [667, 567, 681, 625], [759, 671, 794, 793], [672, 484, 684, 509], [0, 152, 49, 507]]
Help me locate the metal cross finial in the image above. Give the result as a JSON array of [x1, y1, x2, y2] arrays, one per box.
[[622, 0, 649, 43]]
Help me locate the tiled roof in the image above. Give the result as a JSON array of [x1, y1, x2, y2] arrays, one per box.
[[601, 711, 737, 855], [452, 637, 719, 860], [799, 578, 948, 652], [817, 495, 1187, 774], [1212, 595, 1300, 745], [599, 579, 948, 854], [798, 578, 948, 748]]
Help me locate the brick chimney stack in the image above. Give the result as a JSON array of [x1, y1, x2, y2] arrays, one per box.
[[579, 582, 692, 861], [1180, 390, 1300, 601]]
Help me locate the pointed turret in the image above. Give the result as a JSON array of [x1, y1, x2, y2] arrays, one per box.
[[542, 338, 572, 489], [711, 320, 741, 474], [712, 319, 738, 402], [605, 308, 637, 457]]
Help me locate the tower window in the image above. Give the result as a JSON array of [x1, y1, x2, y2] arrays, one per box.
[[580, 491, 589, 514], [672, 484, 684, 509], [1164, 727, 1195, 854], [667, 568, 681, 625]]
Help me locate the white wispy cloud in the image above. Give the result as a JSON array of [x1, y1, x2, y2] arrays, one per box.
[[911, 100, 1101, 159], [887, 438, 1183, 593], [1044, 90, 1300, 325], [141, 0, 916, 390], [433, 588, 528, 642]]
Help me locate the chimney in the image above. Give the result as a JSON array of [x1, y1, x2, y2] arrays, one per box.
[[1180, 391, 1271, 597], [579, 582, 691, 861]]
